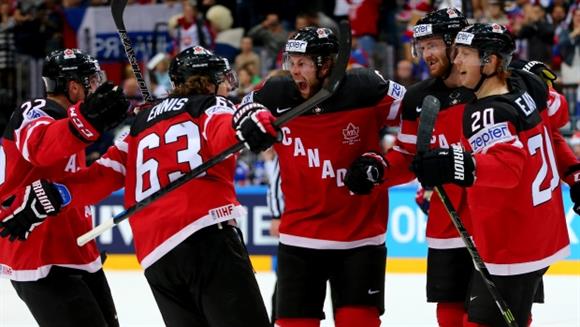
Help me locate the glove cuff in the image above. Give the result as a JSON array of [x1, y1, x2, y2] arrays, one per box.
[[362, 151, 388, 169], [68, 102, 100, 142], [563, 164, 580, 185]]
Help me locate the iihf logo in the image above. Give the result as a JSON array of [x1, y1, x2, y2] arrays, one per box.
[[63, 48, 76, 59], [447, 8, 458, 18], [342, 123, 360, 145], [491, 24, 503, 33], [193, 46, 207, 54], [317, 28, 329, 38], [0, 264, 13, 276]]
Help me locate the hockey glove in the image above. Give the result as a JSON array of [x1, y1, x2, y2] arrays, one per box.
[[0, 180, 68, 241], [233, 102, 281, 153], [563, 166, 580, 215], [415, 186, 433, 215], [411, 145, 475, 188], [344, 152, 388, 195], [69, 82, 129, 142]]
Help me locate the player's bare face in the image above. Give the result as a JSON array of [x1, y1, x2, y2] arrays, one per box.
[[287, 55, 319, 99], [417, 37, 449, 77], [216, 80, 232, 97], [453, 46, 481, 89]]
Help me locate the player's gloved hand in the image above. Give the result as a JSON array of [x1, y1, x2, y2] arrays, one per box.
[[0, 180, 68, 241], [344, 152, 387, 195], [69, 82, 129, 142], [523, 60, 557, 87], [415, 186, 433, 215], [411, 145, 475, 187], [563, 166, 580, 215], [233, 102, 281, 153]]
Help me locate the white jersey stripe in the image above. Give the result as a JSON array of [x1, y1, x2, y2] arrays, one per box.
[[279, 233, 385, 250], [97, 157, 127, 176]]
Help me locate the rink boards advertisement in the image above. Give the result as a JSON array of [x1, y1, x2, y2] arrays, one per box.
[[93, 185, 580, 274]]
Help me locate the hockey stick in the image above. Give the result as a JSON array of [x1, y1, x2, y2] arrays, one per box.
[[416, 96, 518, 327], [77, 21, 352, 246], [111, 0, 154, 103]]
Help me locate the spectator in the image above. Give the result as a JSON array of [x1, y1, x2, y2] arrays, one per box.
[[235, 36, 261, 73], [206, 4, 243, 63], [0, 0, 16, 134], [349, 36, 370, 68], [480, 0, 510, 26], [515, 4, 555, 62], [295, 11, 339, 34], [168, 0, 212, 53], [146, 52, 172, 98], [247, 13, 288, 72], [394, 59, 417, 87], [348, 0, 382, 61], [231, 65, 255, 100], [559, 7, 580, 85]]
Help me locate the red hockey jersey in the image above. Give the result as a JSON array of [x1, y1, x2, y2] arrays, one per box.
[[0, 98, 101, 281], [62, 95, 241, 269], [388, 78, 475, 249], [245, 68, 404, 249], [461, 88, 570, 276]]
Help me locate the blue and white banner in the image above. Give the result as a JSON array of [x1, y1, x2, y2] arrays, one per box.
[[67, 4, 181, 61], [93, 185, 580, 261]]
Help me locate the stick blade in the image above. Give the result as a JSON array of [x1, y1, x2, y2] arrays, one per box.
[[111, 0, 128, 30], [416, 95, 441, 154]]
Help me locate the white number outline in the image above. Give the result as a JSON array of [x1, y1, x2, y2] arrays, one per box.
[[528, 126, 559, 206], [0, 146, 5, 186], [135, 121, 203, 202]]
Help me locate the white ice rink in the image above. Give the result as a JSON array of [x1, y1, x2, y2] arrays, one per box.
[[1, 271, 579, 326]]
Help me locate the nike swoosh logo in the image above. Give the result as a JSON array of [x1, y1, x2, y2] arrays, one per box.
[[276, 107, 292, 114], [470, 296, 477, 301], [368, 289, 380, 295], [416, 106, 422, 113]]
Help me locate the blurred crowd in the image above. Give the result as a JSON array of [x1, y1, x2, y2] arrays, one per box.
[[1, 0, 579, 185]]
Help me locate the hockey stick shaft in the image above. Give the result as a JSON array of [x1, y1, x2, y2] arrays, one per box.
[[111, 0, 154, 102], [416, 96, 517, 327], [433, 187, 517, 327], [77, 21, 352, 246]]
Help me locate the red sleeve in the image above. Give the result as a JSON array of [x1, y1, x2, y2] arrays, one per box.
[[379, 92, 403, 128], [383, 149, 415, 187], [547, 88, 569, 129], [58, 139, 127, 208], [551, 130, 580, 180], [201, 110, 238, 156], [473, 142, 526, 188], [16, 117, 88, 167]]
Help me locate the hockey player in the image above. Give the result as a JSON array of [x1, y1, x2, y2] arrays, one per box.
[[347, 8, 476, 327], [242, 27, 405, 327], [412, 23, 570, 326], [0, 48, 128, 326], [0, 46, 277, 327], [509, 59, 580, 215]]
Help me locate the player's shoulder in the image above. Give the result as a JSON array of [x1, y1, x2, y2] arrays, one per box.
[[14, 98, 66, 120], [470, 90, 542, 131], [248, 76, 302, 110], [3, 98, 65, 139], [131, 94, 226, 136], [508, 69, 548, 111], [319, 68, 403, 113], [400, 79, 438, 117], [342, 68, 403, 100]]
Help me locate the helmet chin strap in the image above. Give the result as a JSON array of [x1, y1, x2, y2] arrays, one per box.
[[471, 67, 497, 93]]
